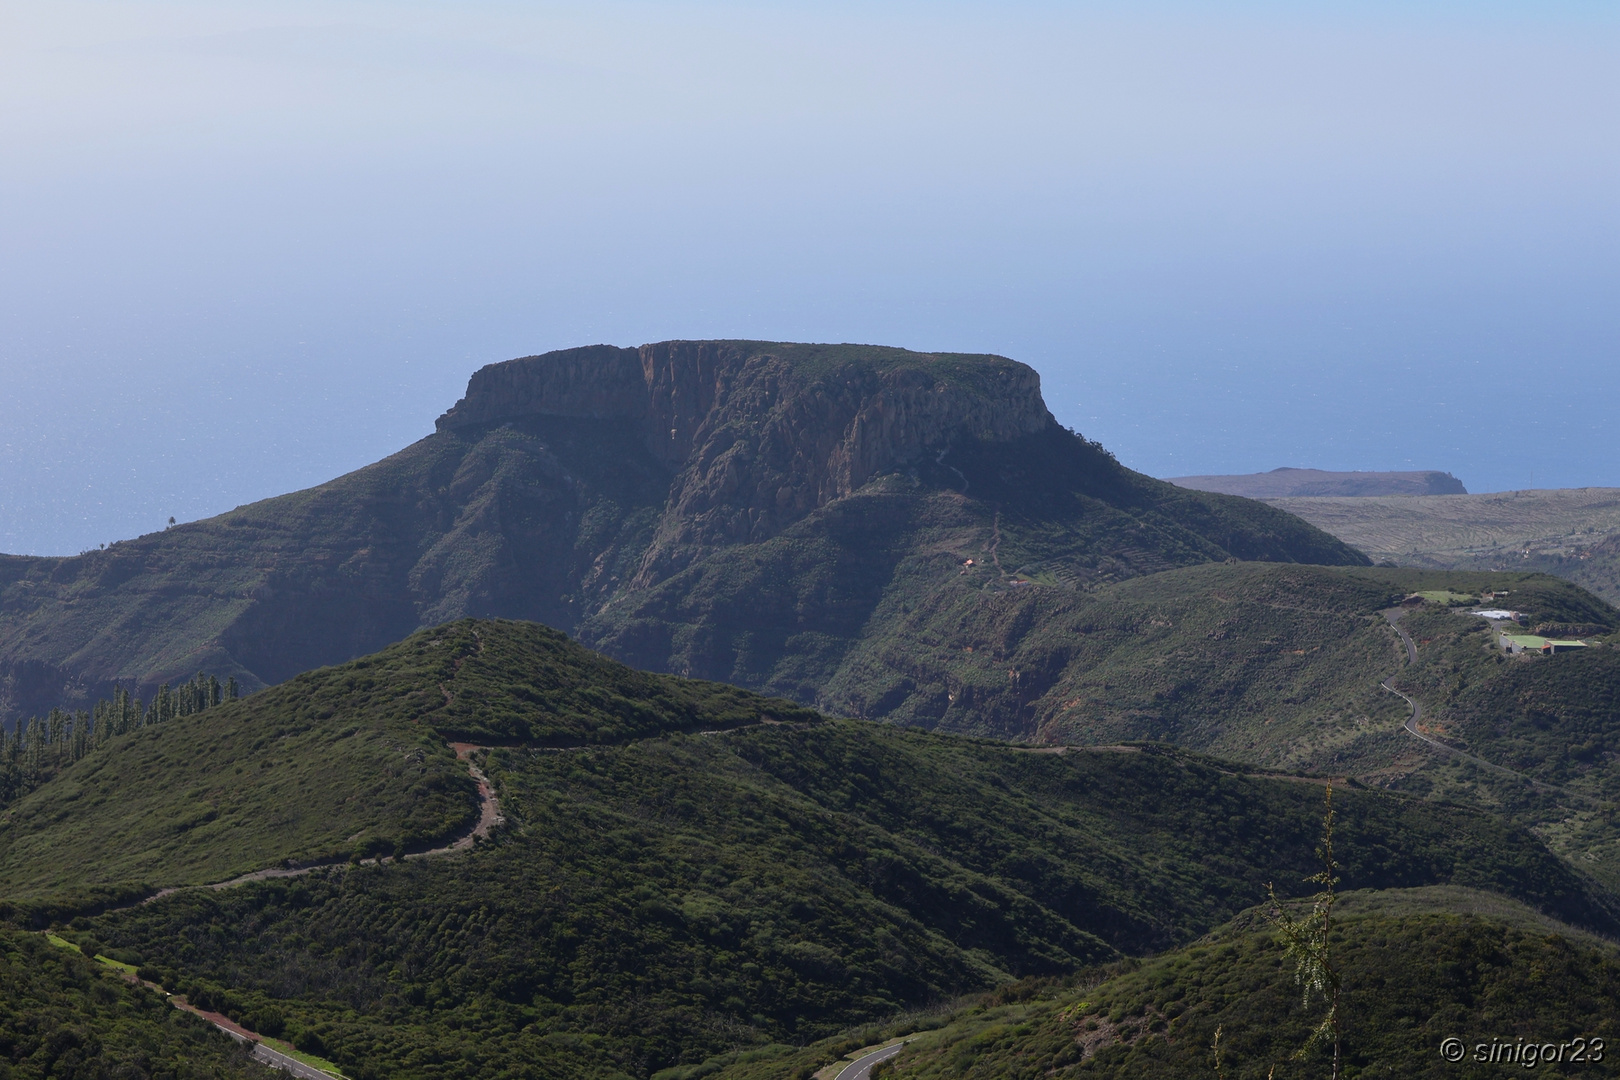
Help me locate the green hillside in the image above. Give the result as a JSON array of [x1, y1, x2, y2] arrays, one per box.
[[6, 578, 1616, 920], [1365, 598, 1620, 889], [577, 428, 1364, 710], [862, 561, 1620, 888], [793, 561, 1611, 748], [0, 928, 269, 1079], [70, 711, 1619, 1079], [0, 620, 812, 909], [0, 341, 1364, 728], [719, 891, 1619, 1080], [5, 618, 1616, 1078]]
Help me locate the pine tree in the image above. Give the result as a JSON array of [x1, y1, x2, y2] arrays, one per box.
[[47, 708, 65, 768], [0, 672, 237, 811]]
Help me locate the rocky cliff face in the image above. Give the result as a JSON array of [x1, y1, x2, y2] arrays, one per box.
[[436, 345, 648, 427], [437, 341, 1053, 581]]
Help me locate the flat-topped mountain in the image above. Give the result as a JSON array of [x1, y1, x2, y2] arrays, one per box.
[[0, 341, 1365, 725], [1168, 466, 1467, 498]]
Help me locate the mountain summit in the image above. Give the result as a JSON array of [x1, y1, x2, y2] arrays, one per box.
[[0, 341, 1365, 724], [436, 342, 1053, 585]]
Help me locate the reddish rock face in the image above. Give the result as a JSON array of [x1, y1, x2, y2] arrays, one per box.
[[439, 340, 1053, 582]]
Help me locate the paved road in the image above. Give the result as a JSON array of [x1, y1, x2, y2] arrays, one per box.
[[1380, 609, 1575, 791], [245, 1038, 340, 1079], [170, 994, 342, 1078], [1381, 608, 1465, 756], [90, 950, 343, 1078], [1379, 681, 1449, 754], [835, 1042, 906, 1080], [1382, 608, 1418, 664], [1382, 609, 1490, 761]]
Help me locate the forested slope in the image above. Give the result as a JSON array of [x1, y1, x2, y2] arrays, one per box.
[[0, 928, 269, 1079], [71, 718, 1620, 1079], [715, 892, 1620, 1080]]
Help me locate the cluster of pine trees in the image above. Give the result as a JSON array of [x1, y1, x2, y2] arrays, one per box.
[[0, 672, 238, 809]]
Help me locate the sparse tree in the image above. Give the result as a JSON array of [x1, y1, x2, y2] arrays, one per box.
[[1266, 786, 1344, 1080]]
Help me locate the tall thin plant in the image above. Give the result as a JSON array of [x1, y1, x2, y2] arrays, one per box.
[[1266, 785, 1344, 1079]]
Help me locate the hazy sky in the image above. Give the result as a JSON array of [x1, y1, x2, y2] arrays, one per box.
[[2, 1, 1616, 555]]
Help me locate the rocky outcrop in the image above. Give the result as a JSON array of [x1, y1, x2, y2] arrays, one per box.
[[636, 342, 1053, 581], [438, 340, 1055, 582], [436, 345, 647, 428]]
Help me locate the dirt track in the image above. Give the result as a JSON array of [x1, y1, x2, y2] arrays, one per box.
[[136, 745, 502, 909]]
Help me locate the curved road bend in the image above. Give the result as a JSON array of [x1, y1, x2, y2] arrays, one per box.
[[1382, 608, 1418, 665], [1380, 609, 1574, 790], [138, 747, 503, 907], [1382, 607, 1494, 764], [836, 1043, 907, 1080]]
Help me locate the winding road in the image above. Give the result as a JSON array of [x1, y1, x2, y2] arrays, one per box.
[[86, 746, 506, 1078], [139, 745, 503, 907], [1382, 607, 1499, 766], [1380, 609, 1578, 792], [835, 1042, 907, 1080]]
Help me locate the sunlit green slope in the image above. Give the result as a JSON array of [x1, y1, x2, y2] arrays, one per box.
[[0, 619, 811, 908]]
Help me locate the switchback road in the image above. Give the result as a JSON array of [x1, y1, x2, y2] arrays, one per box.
[[1382, 608, 1500, 766], [1380, 609, 1582, 795]]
